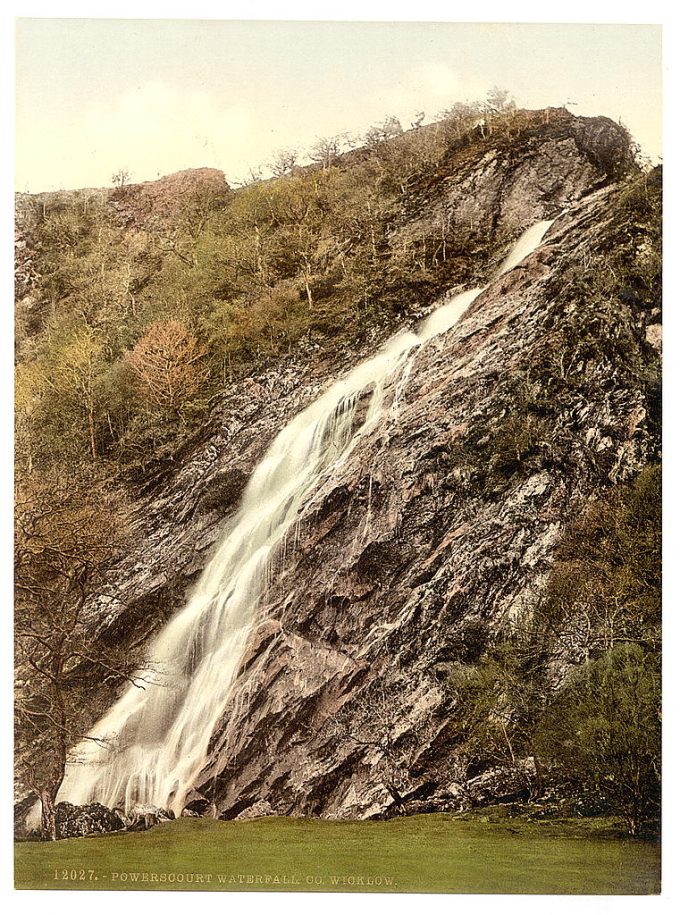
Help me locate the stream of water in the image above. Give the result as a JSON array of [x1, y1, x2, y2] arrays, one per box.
[[57, 218, 554, 816]]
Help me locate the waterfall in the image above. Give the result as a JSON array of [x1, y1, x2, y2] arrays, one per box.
[[57, 218, 554, 816]]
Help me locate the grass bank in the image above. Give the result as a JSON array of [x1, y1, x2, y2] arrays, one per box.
[[15, 813, 660, 894]]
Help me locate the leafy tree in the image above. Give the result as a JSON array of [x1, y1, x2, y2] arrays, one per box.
[[450, 635, 546, 776], [538, 465, 661, 656], [22, 324, 107, 464], [536, 644, 660, 835], [14, 475, 148, 840], [125, 319, 208, 420], [35, 200, 149, 338], [15, 361, 45, 474], [203, 284, 309, 376]]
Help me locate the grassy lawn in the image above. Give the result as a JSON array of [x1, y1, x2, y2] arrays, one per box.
[[14, 812, 660, 894]]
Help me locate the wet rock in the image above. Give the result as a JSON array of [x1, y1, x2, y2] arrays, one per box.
[[125, 803, 175, 831], [234, 800, 274, 820], [181, 789, 215, 817], [464, 759, 538, 807], [55, 801, 126, 839], [196, 468, 249, 515]]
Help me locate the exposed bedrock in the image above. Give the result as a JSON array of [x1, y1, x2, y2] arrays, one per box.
[[64, 113, 657, 820], [196, 187, 658, 818]]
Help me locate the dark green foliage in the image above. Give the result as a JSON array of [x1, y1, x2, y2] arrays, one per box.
[[450, 638, 545, 772], [536, 644, 660, 836], [539, 464, 661, 652], [449, 465, 661, 833]]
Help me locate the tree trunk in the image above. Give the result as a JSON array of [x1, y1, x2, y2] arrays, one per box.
[[532, 753, 545, 799], [40, 789, 57, 841], [625, 796, 643, 836], [87, 404, 96, 461], [385, 782, 406, 814]]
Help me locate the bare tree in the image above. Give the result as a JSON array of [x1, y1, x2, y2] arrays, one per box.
[[330, 678, 432, 811], [111, 168, 131, 190], [440, 100, 484, 136], [269, 149, 299, 178], [364, 116, 404, 148], [309, 134, 348, 170], [14, 474, 153, 840], [485, 86, 517, 114], [125, 319, 209, 420], [178, 183, 230, 239]]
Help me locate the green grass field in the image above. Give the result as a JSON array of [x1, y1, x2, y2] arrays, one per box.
[[14, 813, 660, 894]]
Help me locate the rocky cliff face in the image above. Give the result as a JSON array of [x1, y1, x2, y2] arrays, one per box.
[[393, 107, 632, 269], [195, 185, 659, 819], [55, 113, 658, 820]]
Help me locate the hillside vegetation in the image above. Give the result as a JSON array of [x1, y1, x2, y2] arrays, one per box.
[[15, 104, 635, 475], [14, 98, 661, 844]]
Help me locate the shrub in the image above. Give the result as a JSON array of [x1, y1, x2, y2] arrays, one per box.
[[125, 319, 209, 421], [536, 644, 660, 836]]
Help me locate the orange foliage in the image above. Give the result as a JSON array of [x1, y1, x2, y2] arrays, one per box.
[[125, 319, 208, 417]]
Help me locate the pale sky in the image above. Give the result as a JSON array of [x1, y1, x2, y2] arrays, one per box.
[[15, 19, 662, 193]]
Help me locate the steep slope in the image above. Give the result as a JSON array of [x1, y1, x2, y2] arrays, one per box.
[[15, 111, 659, 826], [85, 111, 635, 654], [195, 183, 660, 819]]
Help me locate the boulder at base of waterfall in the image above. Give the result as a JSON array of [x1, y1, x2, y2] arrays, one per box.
[[233, 800, 275, 820], [125, 803, 175, 831], [399, 782, 466, 817], [182, 789, 215, 816], [55, 802, 126, 839], [463, 758, 538, 807]]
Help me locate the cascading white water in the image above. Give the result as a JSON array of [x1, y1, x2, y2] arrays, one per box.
[[57, 217, 554, 816], [497, 219, 554, 275]]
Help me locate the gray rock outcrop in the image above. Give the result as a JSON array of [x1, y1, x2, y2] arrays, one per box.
[[55, 802, 126, 839], [34, 112, 657, 822], [196, 185, 658, 818]]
